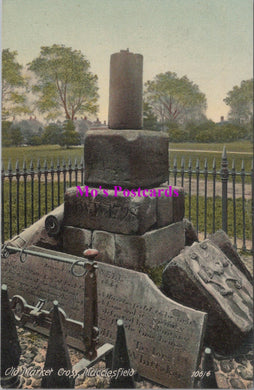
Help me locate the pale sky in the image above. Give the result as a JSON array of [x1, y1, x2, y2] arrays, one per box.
[[2, 0, 253, 123]]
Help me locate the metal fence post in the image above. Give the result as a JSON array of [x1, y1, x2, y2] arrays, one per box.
[[1, 162, 5, 243], [23, 160, 27, 228], [200, 347, 218, 388], [41, 301, 74, 389], [8, 160, 13, 238], [252, 159, 254, 254], [173, 156, 177, 186], [1, 284, 21, 388], [204, 158, 208, 238], [241, 160, 246, 251], [188, 158, 192, 221], [220, 146, 229, 233], [110, 319, 135, 389]]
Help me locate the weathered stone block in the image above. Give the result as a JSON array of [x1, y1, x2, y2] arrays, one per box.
[[92, 230, 115, 265], [63, 226, 91, 257], [209, 230, 253, 283], [155, 185, 184, 226], [64, 187, 156, 235], [93, 221, 184, 269], [183, 218, 199, 246], [144, 222, 185, 267], [84, 129, 169, 188], [115, 234, 145, 268], [162, 239, 253, 352], [156, 190, 174, 228]]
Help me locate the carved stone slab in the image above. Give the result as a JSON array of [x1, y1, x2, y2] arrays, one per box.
[[209, 230, 253, 283], [84, 129, 169, 189], [162, 239, 253, 352], [2, 246, 207, 388]]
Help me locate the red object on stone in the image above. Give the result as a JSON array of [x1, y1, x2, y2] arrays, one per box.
[[83, 248, 99, 260]]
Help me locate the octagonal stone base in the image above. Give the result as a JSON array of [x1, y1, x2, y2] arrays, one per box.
[[84, 129, 169, 188]]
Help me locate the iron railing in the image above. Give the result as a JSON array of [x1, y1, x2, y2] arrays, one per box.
[[1, 150, 253, 252], [1, 158, 84, 242], [168, 146, 253, 252]]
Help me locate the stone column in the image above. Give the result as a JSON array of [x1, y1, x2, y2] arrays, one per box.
[[108, 49, 143, 129]]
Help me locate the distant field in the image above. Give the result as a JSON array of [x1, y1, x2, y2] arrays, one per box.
[[1, 141, 253, 173], [1, 145, 84, 170], [169, 141, 252, 175], [169, 141, 252, 153]]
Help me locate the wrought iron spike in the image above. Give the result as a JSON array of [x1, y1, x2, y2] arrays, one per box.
[[110, 319, 135, 388], [68, 158, 72, 167], [181, 157, 185, 168], [30, 160, 34, 170], [213, 158, 216, 169], [200, 347, 218, 388], [80, 157, 84, 166], [204, 158, 208, 169], [188, 158, 192, 169], [232, 159, 235, 170], [74, 158, 78, 167], [15, 160, 19, 170], [8, 159, 12, 171], [41, 301, 74, 389], [50, 160, 54, 169], [241, 159, 245, 170], [57, 158, 60, 168], [173, 156, 177, 168], [44, 159, 48, 169], [62, 159, 66, 167], [1, 284, 21, 389], [196, 158, 200, 169], [222, 145, 227, 160], [37, 159, 41, 169], [23, 160, 26, 170]]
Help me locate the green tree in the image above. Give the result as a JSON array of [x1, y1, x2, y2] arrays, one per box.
[[42, 123, 63, 145], [2, 121, 24, 146], [224, 79, 253, 125], [2, 121, 13, 146], [28, 44, 99, 121], [2, 49, 30, 119], [143, 102, 159, 130], [144, 72, 207, 127], [10, 127, 24, 146], [59, 120, 80, 148]]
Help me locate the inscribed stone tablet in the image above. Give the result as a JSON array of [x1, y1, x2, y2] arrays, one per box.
[[1, 246, 207, 388]]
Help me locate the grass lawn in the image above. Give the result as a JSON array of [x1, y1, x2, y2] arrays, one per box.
[[1, 145, 84, 170], [2, 141, 253, 173], [169, 141, 252, 153]]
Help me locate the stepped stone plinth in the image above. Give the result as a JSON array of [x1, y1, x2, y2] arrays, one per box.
[[63, 50, 185, 269]]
